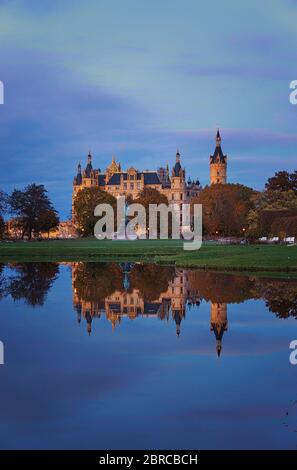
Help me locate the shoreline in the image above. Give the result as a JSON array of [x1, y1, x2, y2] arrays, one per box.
[[0, 239, 297, 278]]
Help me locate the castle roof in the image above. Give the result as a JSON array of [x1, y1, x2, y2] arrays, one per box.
[[106, 172, 161, 186], [211, 322, 227, 341], [173, 161, 182, 176], [98, 174, 106, 187], [210, 129, 227, 164], [210, 146, 227, 164]]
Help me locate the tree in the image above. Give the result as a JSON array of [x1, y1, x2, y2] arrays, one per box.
[[265, 170, 297, 194], [192, 184, 254, 236], [134, 187, 169, 236], [271, 216, 297, 239], [247, 190, 297, 237], [0, 190, 7, 215], [0, 216, 4, 239], [8, 184, 57, 240], [73, 187, 117, 237], [36, 209, 59, 238]]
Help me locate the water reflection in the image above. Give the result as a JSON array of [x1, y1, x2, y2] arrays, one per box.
[[1, 262, 297, 449], [70, 263, 297, 357], [1, 262, 297, 358]]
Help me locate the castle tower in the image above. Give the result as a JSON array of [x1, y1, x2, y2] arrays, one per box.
[[170, 149, 186, 205], [83, 151, 97, 187], [106, 154, 121, 181], [210, 129, 227, 185], [210, 302, 228, 357]]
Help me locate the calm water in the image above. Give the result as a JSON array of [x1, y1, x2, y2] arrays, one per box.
[[0, 262, 297, 450]]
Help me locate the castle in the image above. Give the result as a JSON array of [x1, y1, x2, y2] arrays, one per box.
[[72, 129, 228, 222]]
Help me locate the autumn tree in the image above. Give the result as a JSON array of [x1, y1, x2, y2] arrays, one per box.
[[36, 209, 59, 238], [271, 216, 297, 239], [265, 170, 297, 194], [8, 184, 57, 240], [193, 184, 254, 236], [133, 187, 169, 236], [247, 190, 297, 237], [73, 187, 117, 237]]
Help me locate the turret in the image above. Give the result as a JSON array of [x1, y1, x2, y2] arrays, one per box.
[[210, 302, 228, 357], [210, 129, 227, 184], [74, 162, 82, 185]]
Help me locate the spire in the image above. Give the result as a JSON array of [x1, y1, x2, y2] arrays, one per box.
[[75, 162, 82, 185], [216, 128, 221, 147], [173, 150, 182, 177], [85, 152, 93, 178], [216, 341, 222, 358]]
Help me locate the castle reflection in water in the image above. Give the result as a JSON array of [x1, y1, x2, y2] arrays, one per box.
[[2, 262, 296, 358], [72, 262, 228, 357]]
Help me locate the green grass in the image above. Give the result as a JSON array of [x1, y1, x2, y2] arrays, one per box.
[[0, 239, 297, 275]]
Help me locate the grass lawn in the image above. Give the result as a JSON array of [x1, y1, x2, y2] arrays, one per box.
[[0, 238, 297, 274]]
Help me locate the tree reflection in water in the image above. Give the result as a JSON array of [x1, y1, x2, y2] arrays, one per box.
[[7, 263, 59, 306]]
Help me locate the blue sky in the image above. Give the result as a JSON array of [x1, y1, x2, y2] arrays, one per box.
[[0, 0, 296, 218]]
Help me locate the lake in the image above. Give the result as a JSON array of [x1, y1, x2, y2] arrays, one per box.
[[0, 262, 296, 450]]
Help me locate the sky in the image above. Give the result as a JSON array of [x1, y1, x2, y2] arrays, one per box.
[[0, 0, 297, 218]]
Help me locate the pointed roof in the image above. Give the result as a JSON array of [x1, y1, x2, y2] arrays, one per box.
[[85, 151, 93, 177], [210, 129, 226, 164], [173, 149, 182, 176]]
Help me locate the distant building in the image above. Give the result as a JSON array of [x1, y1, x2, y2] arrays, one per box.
[[6, 219, 77, 239]]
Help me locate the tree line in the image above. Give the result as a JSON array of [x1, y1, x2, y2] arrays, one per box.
[[1, 169, 296, 240], [73, 170, 297, 239]]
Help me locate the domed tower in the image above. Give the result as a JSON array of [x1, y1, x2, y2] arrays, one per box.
[[210, 129, 227, 185]]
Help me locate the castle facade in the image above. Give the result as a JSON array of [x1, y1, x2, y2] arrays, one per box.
[[72, 129, 228, 222]]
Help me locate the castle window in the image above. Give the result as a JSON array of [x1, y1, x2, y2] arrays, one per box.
[[130, 183, 134, 190], [130, 174, 135, 181], [137, 182, 141, 190]]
